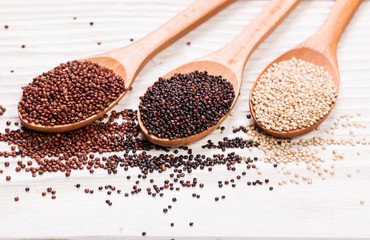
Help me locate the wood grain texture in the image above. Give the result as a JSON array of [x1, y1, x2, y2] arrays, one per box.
[[0, 0, 370, 239]]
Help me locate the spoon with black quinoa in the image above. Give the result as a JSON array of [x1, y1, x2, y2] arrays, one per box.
[[138, 0, 301, 147], [17, 0, 235, 133]]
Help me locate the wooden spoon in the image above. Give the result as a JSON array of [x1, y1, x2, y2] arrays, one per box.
[[249, 0, 363, 138], [18, 0, 235, 133], [138, 0, 301, 147]]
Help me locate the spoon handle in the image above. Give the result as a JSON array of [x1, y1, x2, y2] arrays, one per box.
[[204, 0, 301, 79], [304, 0, 363, 55], [108, 0, 234, 78]]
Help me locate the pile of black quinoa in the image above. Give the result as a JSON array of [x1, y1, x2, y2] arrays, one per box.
[[139, 71, 235, 139], [18, 60, 126, 126]]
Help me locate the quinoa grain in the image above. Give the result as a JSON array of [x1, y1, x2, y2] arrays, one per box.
[[252, 57, 337, 132]]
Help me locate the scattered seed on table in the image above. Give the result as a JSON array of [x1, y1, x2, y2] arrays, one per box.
[[14, 197, 19, 202], [89, 22, 94, 26], [6, 176, 11, 181]]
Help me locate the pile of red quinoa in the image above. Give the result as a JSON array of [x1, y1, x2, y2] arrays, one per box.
[[18, 60, 126, 126]]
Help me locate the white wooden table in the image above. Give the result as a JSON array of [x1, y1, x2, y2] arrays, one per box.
[[0, 0, 370, 239]]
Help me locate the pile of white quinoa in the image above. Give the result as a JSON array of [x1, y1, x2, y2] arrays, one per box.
[[251, 57, 337, 132]]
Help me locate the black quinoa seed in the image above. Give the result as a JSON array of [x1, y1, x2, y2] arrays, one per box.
[[139, 71, 235, 139]]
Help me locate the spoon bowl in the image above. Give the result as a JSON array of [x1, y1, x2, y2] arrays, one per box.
[[138, 60, 239, 147], [19, 56, 128, 133], [249, 0, 362, 138], [249, 47, 340, 138]]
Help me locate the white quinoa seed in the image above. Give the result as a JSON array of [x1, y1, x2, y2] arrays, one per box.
[[252, 57, 337, 132]]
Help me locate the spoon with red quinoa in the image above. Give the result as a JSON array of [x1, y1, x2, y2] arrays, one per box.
[[138, 0, 301, 147], [18, 0, 235, 133]]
